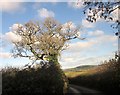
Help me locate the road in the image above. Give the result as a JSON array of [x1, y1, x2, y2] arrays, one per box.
[[67, 84, 104, 95]]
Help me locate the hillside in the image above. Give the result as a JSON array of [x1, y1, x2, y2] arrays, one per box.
[[65, 58, 120, 95], [64, 65, 97, 72]]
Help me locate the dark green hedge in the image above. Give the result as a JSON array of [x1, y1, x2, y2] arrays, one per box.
[[2, 63, 68, 95]]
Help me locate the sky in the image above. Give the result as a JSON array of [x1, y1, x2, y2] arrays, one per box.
[[0, 0, 118, 69]]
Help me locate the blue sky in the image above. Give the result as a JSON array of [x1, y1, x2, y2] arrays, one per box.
[[0, 1, 118, 69]]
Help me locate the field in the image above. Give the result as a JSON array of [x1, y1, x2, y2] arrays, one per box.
[[65, 58, 120, 95]]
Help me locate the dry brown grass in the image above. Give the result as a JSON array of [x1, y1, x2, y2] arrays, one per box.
[[65, 62, 117, 78]]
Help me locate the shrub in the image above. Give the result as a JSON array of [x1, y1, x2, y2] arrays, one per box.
[[2, 62, 68, 95]]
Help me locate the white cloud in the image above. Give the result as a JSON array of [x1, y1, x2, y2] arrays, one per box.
[[34, 0, 83, 2], [4, 32, 21, 43], [68, 0, 84, 9], [88, 30, 104, 37], [113, 43, 117, 47], [35, 0, 58, 2], [97, 35, 117, 43], [38, 8, 55, 18], [61, 21, 81, 37], [60, 51, 115, 69], [76, 53, 115, 66], [82, 19, 95, 28], [61, 21, 77, 33], [63, 57, 74, 62], [68, 41, 96, 52], [9, 24, 23, 31], [1, 24, 22, 43], [0, 1, 24, 13], [0, 33, 3, 39], [65, 30, 117, 53], [87, 30, 117, 43], [59, 30, 117, 69], [0, 52, 11, 58], [62, 21, 76, 29], [0, 0, 24, 2]]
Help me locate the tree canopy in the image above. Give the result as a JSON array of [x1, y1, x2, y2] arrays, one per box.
[[11, 17, 83, 67], [82, 1, 120, 29]]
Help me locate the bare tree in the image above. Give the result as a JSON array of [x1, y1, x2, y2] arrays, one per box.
[[11, 17, 83, 67]]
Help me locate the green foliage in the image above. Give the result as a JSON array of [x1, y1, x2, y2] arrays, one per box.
[[68, 58, 120, 94], [2, 62, 69, 95]]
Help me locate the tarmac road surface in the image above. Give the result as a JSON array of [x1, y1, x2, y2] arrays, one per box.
[[67, 84, 104, 95]]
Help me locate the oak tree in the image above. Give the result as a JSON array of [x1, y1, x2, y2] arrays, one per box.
[[11, 17, 83, 67]]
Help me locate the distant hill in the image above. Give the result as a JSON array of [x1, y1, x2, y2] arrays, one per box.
[[65, 59, 120, 94], [64, 65, 97, 72]]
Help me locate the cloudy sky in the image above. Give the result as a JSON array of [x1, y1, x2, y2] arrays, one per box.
[[0, 0, 118, 69]]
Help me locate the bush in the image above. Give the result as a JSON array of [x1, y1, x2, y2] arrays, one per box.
[[2, 62, 68, 95]]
